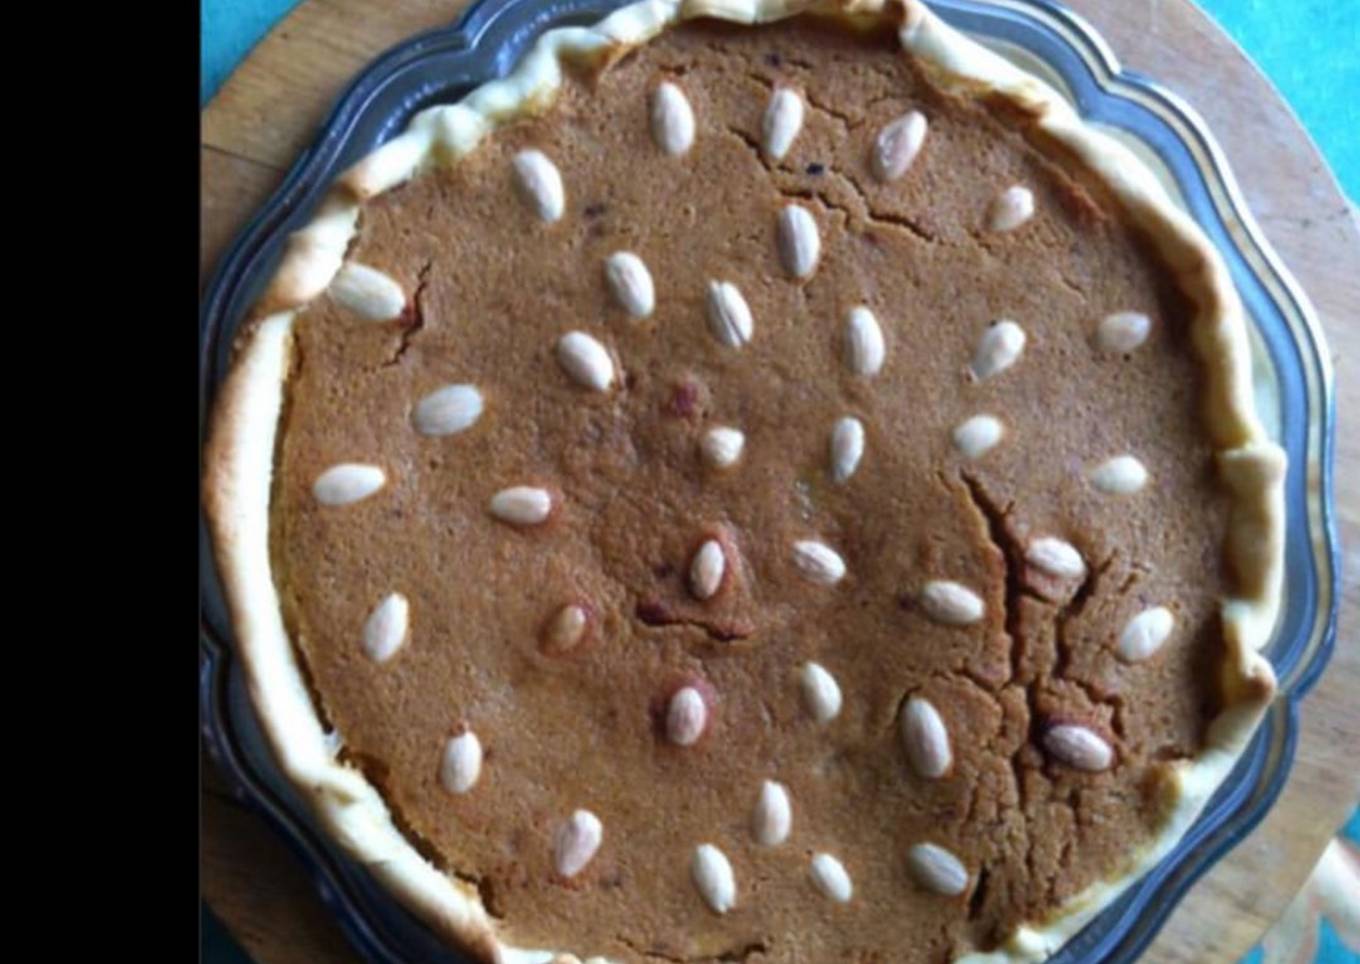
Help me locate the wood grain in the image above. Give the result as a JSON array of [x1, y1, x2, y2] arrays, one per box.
[[199, 1, 1360, 960], [202, 750, 362, 964]]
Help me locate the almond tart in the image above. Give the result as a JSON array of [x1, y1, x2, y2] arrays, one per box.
[[202, 1, 1285, 960]]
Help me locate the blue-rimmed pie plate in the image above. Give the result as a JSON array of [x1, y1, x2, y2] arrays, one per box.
[[199, 0, 1340, 960]]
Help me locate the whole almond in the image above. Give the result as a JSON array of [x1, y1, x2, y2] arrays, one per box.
[[970, 320, 1027, 380], [542, 603, 591, 656], [952, 415, 1004, 459], [362, 593, 409, 663], [1096, 311, 1151, 353], [809, 853, 853, 903], [604, 251, 655, 319], [872, 111, 928, 182], [412, 384, 484, 437], [1090, 454, 1148, 495], [799, 661, 842, 723], [792, 540, 846, 585], [751, 779, 792, 846], [900, 696, 952, 779], [700, 426, 745, 468], [666, 686, 708, 746], [650, 81, 695, 156], [919, 581, 985, 626], [439, 731, 482, 794], [706, 281, 754, 347], [1117, 606, 1174, 662], [313, 463, 386, 506], [691, 844, 736, 914], [762, 87, 805, 161], [554, 810, 603, 878], [1043, 724, 1113, 771], [489, 486, 553, 526], [987, 184, 1035, 232], [512, 149, 565, 222], [844, 306, 886, 377], [907, 843, 969, 896], [777, 204, 820, 279], [556, 331, 616, 391], [329, 262, 406, 321], [689, 539, 726, 600], [829, 416, 865, 483], [1026, 537, 1087, 579]]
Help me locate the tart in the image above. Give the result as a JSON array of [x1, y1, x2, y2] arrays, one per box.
[[202, 0, 1286, 961]]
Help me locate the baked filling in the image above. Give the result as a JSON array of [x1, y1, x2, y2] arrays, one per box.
[[205, 3, 1283, 961]]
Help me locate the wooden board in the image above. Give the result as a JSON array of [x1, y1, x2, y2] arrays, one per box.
[[199, 2, 1360, 961]]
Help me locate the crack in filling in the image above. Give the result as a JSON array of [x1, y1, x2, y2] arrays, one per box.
[[385, 256, 432, 366], [635, 596, 752, 642], [615, 935, 770, 963], [1051, 552, 1111, 681], [720, 124, 941, 246], [958, 472, 1030, 685]]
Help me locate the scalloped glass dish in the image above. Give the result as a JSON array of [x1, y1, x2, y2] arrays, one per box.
[[197, 0, 1341, 960]]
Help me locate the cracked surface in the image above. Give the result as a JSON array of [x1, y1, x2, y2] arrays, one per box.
[[272, 17, 1231, 962]]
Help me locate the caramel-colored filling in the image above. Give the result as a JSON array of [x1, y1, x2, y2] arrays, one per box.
[[273, 17, 1226, 961]]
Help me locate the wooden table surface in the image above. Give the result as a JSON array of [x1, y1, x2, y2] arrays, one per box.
[[199, 1, 1360, 961]]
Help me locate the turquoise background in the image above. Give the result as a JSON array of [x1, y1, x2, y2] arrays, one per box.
[[200, 1, 1357, 961]]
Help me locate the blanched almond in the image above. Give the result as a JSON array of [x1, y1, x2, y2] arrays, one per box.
[[512, 149, 565, 222], [900, 696, 952, 779], [1026, 537, 1086, 579], [706, 281, 754, 347], [1043, 724, 1113, 771], [970, 320, 1026, 380], [691, 844, 736, 914], [952, 415, 1004, 459], [1090, 454, 1148, 495], [987, 185, 1034, 232], [604, 251, 655, 319], [762, 88, 804, 161], [556, 331, 616, 391], [799, 662, 842, 723], [666, 686, 708, 746], [329, 262, 406, 321], [919, 581, 985, 626], [313, 463, 386, 506], [700, 426, 745, 468], [872, 111, 927, 182], [362, 593, 409, 663], [1117, 606, 1174, 662], [1097, 311, 1151, 353], [439, 731, 482, 794], [489, 486, 553, 526], [751, 780, 792, 846], [554, 810, 603, 878], [810, 853, 853, 903], [792, 540, 846, 585], [412, 384, 483, 437], [650, 82, 695, 156], [907, 843, 969, 896], [777, 204, 820, 279], [844, 306, 886, 376], [829, 416, 865, 483], [689, 539, 726, 600]]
